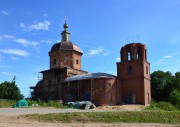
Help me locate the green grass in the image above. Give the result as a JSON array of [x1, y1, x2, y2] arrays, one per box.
[[24, 111, 180, 123], [0, 99, 16, 108], [0, 99, 68, 108], [145, 101, 180, 111], [27, 100, 68, 108]]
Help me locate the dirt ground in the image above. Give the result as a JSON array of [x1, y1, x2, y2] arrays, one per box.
[[96, 104, 146, 111], [0, 105, 179, 127]]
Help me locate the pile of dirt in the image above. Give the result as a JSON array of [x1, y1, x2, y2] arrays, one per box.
[[96, 104, 145, 111]]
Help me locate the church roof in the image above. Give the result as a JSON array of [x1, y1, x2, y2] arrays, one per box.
[[50, 20, 82, 53], [51, 41, 82, 53], [64, 72, 116, 82], [36, 80, 43, 87]]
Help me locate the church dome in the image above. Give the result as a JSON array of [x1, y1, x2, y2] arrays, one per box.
[[50, 20, 82, 53], [35, 80, 44, 88], [51, 41, 82, 53]]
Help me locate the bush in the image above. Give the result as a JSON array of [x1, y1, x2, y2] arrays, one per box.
[[169, 90, 180, 109], [146, 101, 178, 111]]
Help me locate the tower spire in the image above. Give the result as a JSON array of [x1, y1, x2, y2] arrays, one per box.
[[61, 17, 70, 41]]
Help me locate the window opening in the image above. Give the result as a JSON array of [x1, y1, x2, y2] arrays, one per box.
[[128, 50, 132, 61], [65, 57, 68, 63], [76, 59, 79, 64], [136, 49, 141, 60], [128, 66, 132, 75], [146, 66, 148, 74]]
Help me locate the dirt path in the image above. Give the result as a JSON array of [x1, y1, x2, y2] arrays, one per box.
[[0, 107, 179, 127]]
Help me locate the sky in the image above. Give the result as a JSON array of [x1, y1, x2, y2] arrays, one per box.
[[0, 0, 180, 97]]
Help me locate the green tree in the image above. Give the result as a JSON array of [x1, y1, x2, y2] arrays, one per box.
[[169, 90, 180, 108], [151, 71, 174, 102], [0, 81, 24, 100], [173, 72, 180, 91]]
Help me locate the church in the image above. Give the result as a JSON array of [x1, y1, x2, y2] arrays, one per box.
[[30, 21, 151, 106]]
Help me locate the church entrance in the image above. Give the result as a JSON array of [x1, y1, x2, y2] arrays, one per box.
[[127, 93, 135, 104]]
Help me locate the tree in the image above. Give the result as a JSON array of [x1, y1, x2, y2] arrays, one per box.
[[169, 90, 180, 108], [173, 72, 180, 91], [0, 81, 24, 100], [151, 71, 174, 102], [151, 70, 180, 102]]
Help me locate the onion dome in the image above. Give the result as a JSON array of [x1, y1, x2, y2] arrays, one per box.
[[50, 20, 82, 53]]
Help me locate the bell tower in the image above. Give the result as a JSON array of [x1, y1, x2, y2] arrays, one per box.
[[117, 43, 151, 105]]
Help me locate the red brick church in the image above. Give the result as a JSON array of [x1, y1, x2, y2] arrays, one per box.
[[30, 21, 151, 106]]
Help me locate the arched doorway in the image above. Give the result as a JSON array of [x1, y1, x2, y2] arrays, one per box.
[[127, 93, 135, 104]]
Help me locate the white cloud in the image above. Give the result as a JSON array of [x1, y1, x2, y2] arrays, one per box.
[[41, 40, 53, 44], [1, 35, 39, 52], [87, 48, 104, 55], [41, 9, 49, 17], [14, 38, 30, 47], [30, 20, 51, 30], [14, 38, 39, 51], [158, 55, 173, 62], [0, 35, 14, 41], [116, 57, 120, 62], [31, 41, 39, 51], [0, 49, 30, 57], [3, 35, 15, 39], [1, 10, 8, 16], [163, 55, 173, 58], [1, 72, 19, 76], [20, 20, 51, 31], [20, 23, 25, 28], [103, 51, 110, 56], [158, 59, 164, 62]]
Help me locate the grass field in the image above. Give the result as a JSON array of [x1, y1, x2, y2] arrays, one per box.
[[0, 99, 16, 108], [0, 99, 67, 108], [25, 111, 180, 124]]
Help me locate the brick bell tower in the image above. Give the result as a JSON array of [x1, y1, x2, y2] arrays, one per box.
[[117, 43, 151, 105]]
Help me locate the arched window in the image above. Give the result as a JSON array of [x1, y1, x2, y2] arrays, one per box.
[[128, 66, 132, 75], [65, 57, 68, 63], [145, 49, 147, 60], [76, 59, 79, 64], [146, 66, 148, 74], [136, 49, 141, 60], [127, 48, 132, 61]]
